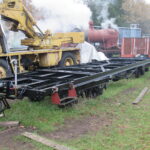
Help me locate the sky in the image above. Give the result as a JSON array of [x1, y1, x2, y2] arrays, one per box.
[[145, 0, 150, 3]]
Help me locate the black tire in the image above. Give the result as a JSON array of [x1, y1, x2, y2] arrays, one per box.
[[0, 59, 12, 78], [59, 52, 76, 67], [140, 67, 145, 75]]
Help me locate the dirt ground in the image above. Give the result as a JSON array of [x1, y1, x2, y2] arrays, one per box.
[[0, 127, 37, 150], [121, 87, 137, 95], [0, 113, 113, 150], [44, 113, 113, 141]]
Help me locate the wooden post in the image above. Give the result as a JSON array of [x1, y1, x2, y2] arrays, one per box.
[[0, 113, 4, 118]]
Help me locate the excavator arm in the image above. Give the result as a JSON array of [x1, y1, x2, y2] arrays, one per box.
[[0, 0, 43, 38], [0, 0, 84, 50]]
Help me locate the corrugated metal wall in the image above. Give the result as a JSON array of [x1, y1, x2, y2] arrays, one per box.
[[118, 27, 142, 45], [121, 38, 150, 58]]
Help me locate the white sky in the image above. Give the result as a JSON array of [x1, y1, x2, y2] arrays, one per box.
[[145, 0, 150, 4]]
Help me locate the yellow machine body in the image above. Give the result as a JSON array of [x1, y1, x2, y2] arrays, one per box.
[[0, 0, 84, 77]]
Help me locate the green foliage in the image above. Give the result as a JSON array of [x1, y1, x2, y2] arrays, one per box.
[[85, 0, 150, 33], [122, 0, 150, 33], [84, 0, 101, 25], [108, 0, 126, 26], [84, 0, 125, 26]]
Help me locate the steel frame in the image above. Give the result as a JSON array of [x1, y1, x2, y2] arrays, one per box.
[[0, 58, 150, 106], [0, 94, 10, 113]]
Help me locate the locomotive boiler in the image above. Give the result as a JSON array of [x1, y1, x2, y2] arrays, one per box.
[[85, 21, 120, 57]]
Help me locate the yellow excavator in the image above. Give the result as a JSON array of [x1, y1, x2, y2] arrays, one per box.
[[0, 0, 84, 78]]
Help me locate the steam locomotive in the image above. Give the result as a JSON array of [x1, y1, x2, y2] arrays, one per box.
[[85, 22, 150, 58]]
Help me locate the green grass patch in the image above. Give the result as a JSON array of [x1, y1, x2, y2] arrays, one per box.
[[0, 127, 6, 132], [66, 72, 150, 150], [1, 72, 150, 150]]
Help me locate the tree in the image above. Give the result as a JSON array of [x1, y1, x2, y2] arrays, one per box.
[[109, 0, 126, 26], [22, 0, 43, 20], [84, 0, 100, 25], [84, 0, 125, 26], [122, 0, 150, 33]]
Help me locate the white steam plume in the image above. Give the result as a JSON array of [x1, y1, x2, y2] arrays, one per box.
[[31, 0, 92, 33], [98, 0, 118, 30]]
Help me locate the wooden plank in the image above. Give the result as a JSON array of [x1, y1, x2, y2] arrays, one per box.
[[22, 132, 74, 150], [0, 113, 4, 118], [132, 87, 148, 105], [0, 121, 20, 128]]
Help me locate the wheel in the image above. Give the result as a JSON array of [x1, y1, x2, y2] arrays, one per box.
[[135, 69, 140, 78], [59, 52, 76, 67], [140, 67, 145, 75], [0, 59, 12, 78]]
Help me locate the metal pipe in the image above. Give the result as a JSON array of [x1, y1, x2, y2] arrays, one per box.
[[11, 59, 18, 88], [35, 25, 44, 37]]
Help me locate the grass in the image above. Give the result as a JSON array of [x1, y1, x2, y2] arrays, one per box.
[[1, 72, 150, 149], [15, 135, 54, 150], [0, 127, 6, 131]]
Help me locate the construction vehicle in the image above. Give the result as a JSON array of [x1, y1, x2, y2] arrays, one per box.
[[0, 0, 84, 78]]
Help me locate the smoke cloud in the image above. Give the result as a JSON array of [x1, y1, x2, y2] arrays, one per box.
[[97, 0, 118, 30], [31, 0, 92, 33]]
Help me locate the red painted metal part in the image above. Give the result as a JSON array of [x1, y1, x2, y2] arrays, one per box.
[[86, 21, 119, 49], [68, 88, 77, 97], [121, 38, 150, 58], [51, 92, 61, 105], [88, 29, 119, 49]]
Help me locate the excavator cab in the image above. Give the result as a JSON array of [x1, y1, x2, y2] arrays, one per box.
[[0, 15, 27, 53]]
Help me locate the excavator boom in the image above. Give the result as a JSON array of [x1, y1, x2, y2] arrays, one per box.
[[0, 0, 84, 50], [0, 0, 43, 38]]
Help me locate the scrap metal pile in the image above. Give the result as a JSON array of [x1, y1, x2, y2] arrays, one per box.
[[0, 58, 150, 109]]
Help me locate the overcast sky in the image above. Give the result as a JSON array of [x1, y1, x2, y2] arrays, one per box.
[[145, 0, 150, 4]]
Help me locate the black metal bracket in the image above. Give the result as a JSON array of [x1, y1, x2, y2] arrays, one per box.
[[0, 95, 10, 114]]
